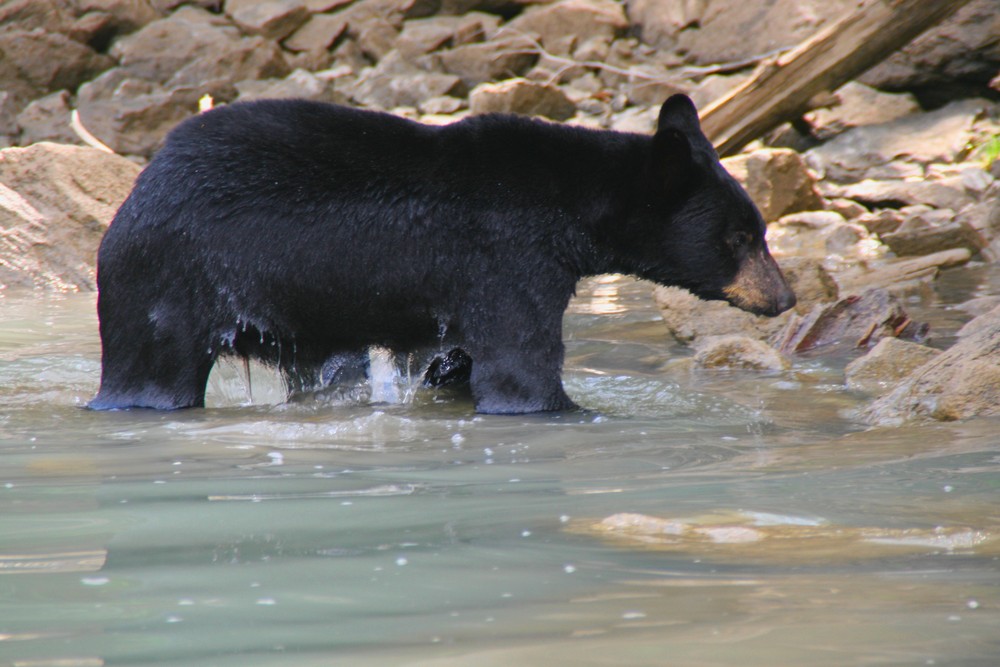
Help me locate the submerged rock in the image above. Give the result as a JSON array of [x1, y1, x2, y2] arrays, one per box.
[[693, 335, 790, 371], [575, 510, 999, 563]]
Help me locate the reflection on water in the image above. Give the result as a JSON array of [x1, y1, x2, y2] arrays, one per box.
[[1, 271, 999, 666]]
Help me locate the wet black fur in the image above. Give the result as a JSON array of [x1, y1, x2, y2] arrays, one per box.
[[91, 94, 789, 414]]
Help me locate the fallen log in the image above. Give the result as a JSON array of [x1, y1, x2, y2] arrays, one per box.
[[700, 0, 976, 156]]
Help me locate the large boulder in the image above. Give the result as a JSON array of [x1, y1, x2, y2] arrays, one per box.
[[864, 305, 1000, 424], [0, 143, 141, 291]]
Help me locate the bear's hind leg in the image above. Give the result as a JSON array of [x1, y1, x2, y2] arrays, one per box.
[[90, 314, 217, 411]]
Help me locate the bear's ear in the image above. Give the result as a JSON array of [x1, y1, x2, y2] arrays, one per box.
[[653, 94, 713, 194], [656, 94, 702, 136]]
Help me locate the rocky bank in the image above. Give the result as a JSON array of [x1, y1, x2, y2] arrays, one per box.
[[1, 0, 999, 425]]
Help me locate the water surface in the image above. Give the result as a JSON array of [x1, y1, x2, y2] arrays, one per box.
[[1, 271, 998, 666]]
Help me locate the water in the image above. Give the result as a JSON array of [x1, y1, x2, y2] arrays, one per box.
[[1, 271, 999, 666]]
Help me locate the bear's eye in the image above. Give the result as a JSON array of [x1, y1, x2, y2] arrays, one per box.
[[728, 231, 753, 250]]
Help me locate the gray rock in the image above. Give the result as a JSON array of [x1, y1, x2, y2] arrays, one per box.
[[861, 0, 1000, 102], [864, 305, 1000, 424], [0, 29, 112, 105], [722, 149, 824, 223], [76, 70, 214, 157], [845, 337, 941, 395], [225, 0, 310, 41], [806, 82, 922, 141], [110, 7, 290, 87], [855, 209, 905, 236], [505, 0, 629, 56], [0, 143, 141, 292], [805, 99, 988, 184], [693, 335, 790, 371], [667, 0, 856, 64], [350, 50, 462, 110], [880, 208, 987, 258], [438, 39, 537, 88], [235, 69, 347, 103], [282, 13, 350, 53], [15, 91, 80, 146], [832, 179, 976, 212], [469, 78, 576, 120]]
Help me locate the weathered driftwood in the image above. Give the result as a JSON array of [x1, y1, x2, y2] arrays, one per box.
[[700, 0, 976, 156]]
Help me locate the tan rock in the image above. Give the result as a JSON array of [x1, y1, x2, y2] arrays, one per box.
[[722, 149, 823, 222], [845, 337, 941, 395], [0, 143, 141, 292], [469, 78, 576, 120], [864, 305, 1000, 424]]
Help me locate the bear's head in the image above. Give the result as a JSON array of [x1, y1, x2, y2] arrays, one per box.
[[621, 94, 796, 317]]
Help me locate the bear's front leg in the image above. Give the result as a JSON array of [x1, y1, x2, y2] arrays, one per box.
[[466, 337, 577, 415]]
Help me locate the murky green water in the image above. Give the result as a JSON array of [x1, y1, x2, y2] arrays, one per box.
[[1, 272, 998, 666]]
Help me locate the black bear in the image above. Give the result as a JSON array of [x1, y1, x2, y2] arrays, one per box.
[[90, 94, 795, 414]]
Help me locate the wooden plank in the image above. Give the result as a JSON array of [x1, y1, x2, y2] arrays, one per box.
[[699, 0, 976, 156]]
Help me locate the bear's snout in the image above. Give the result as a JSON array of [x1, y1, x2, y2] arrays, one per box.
[[723, 249, 796, 317]]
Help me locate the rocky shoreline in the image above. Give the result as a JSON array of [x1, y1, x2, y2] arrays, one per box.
[[1, 0, 999, 424]]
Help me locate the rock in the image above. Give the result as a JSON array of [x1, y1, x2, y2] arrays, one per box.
[[766, 210, 881, 264], [469, 78, 576, 120], [670, 0, 856, 65], [624, 0, 703, 50], [775, 256, 839, 313], [860, 0, 1000, 104], [506, 0, 629, 56], [721, 148, 823, 222], [15, 91, 80, 146], [693, 335, 790, 371], [955, 296, 1000, 319], [438, 38, 537, 88], [608, 105, 659, 135], [76, 71, 214, 157], [653, 285, 789, 344], [354, 17, 401, 61], [235, 68, 347, 103], [419, 94, 464, 114], [805, 82, 922, 141], [350, 50, 463, 110], [880, 208, 987, 258], [0, 0, 76, 33], [864, 305, 1000, 424], [845, 337, 941, 395], [0, 143, 141, 292], [108, 7, 289, 87], [282, 13, 349, 53], [396, 13, 499, 56], [0, 29, 113, 105], [225, 0, 310, 41], [855, 209, 904, 236], [772, 289, 928, 355], [831, 179, 976, 212], [805, 99, 988, 184], [835, 248, 972, 297], [825, 198, 868, 221]]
